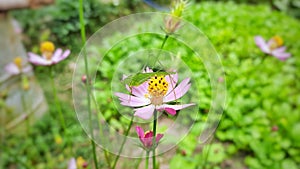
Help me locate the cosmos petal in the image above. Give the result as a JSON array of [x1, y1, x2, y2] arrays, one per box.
[[5, 63, 20, 75], [164, 78, 191, 102], [115, 92, 150, 107], [254, 36, 270, 54], [28, 52, 51, 66], [134, 105, 155, 119], [22, 65, 32, 73], [67, 158, 77, 169], [135, 126, 144, 138], [164, 108, 176, 115], [272, 50, 291, 61], [165, 72, 178, 95], [161, 103, 195, 111], [126, 81, 148, 98], [53, 49, 70, 63], [51, 48, 63, 62], [156, 134, 164, 143]]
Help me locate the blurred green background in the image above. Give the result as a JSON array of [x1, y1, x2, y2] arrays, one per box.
[[1, 0, 300, 169]]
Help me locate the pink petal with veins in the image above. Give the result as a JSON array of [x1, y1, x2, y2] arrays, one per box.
[[134, 105, 155, 119], [164, 78, 191, 102], [165, 72, 178, 95], [115, 92, 150, 107]]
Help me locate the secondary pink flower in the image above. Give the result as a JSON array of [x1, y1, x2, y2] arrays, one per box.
[[136, 126, 163, 150], [28, 41, 70, 66], [67, 157, 88, 169], [5, 57, 31, 75], [115, 68, 194, 119], [254, 35, 291, 61]]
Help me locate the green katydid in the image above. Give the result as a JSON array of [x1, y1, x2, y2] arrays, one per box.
[[122, 71, 175, 87], [122, 69, 178, 103]]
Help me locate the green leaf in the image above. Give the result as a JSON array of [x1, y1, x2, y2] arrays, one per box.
[[207, 143, 226, 164], [291, 123, 300, 142], [281, 159, 298, 169], [270, 150, 285, 161]]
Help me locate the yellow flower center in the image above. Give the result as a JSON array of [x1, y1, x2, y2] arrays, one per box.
[[269, 36, 283, 50], [40, 41, 55, 60], [148, 75, 169, 105], [13, 57, 22, 69]]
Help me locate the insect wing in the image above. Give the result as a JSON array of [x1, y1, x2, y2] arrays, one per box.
[[129, 73, 155, 86], [123, 71, 176, 87]]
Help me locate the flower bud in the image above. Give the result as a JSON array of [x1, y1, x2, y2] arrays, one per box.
[[81, 75, 87, 84], [164, 16, 181, 35], [272, 125, 278, 132]]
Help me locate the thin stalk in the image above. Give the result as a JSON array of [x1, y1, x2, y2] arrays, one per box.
[[145, 151, 150, 169], [79, 0, 99, 168], [202, 139, 213, 169], [152, 34, 169, 68], [0, 98, 6, 145], [152, 110, 158, 169], [112, 115, 134, 169], [49, 66, 66, 132], [134, 155, 143, 169], [150, 34, 169, 169]]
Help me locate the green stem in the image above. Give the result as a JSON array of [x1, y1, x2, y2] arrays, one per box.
[[0, 101, 4, 147], [152, 110, 158, 169], [134, 156, 143, 169], [152, 34, 169, 68], [149, 34, 169, 169], [202, 140, 213, 169], [145, 151, 150, 169], [49, 66, 66, 132], [112, 115, 134, 169], [79, 0, 99, 168]]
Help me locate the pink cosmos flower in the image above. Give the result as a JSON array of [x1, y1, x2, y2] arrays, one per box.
[[28, 41, 70, 66], [67, 157, 88, 169], [5, 57, 31, 75], [254, 35, 291, 61], [136, 126, 163, 150], [115, 68, 194, 120]]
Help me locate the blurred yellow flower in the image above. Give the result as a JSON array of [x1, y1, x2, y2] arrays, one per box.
[[54, 134, 63, 145], [76, 156, 88, 168]]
